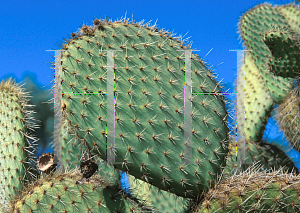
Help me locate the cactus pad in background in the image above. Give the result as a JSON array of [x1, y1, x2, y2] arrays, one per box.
[[127, 173, 192, 212], [56, 17, 231, 198], [192, 164, 300, 212], [238, 3, 296, 105], [0, 78, 39, 212], [274, 82, 300, 153], [277, 3, 300, 38], [235, 51, 274, 142], [10, 168, 154, 213], [223, 136, 299, 180]]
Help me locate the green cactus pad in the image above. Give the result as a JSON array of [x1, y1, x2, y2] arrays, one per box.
[[192, 165, 300, 212], [56, 18, 230, 198], [263, 26, 300, 79], [236, 51, 274, 142], [274, 82, 300, 153], [10, 168, 154, 213], [223, 137, 299, 180], [238, 2, 296, 104], [127, 174, 191, 212], [0, 78, 39, 212]]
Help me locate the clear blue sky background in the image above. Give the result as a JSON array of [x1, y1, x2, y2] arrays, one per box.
[[1, 0, 300, 189]]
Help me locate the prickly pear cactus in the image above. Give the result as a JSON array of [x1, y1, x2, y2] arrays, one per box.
[[0, 78, 39, 212], [192, 165, 300, 212], [10, 168, 154, 213], [57, 17, 230, 198]]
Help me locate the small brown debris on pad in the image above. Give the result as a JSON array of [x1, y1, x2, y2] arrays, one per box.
[[37, 153, 58, 174], [80, 153, 98, 179]]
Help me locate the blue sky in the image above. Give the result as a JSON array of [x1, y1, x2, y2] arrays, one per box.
[[1, 0, 300, 178]]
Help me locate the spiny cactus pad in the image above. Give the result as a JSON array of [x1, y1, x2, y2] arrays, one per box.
[[223, 138, 299, 180], [57, 18, 230, 198], [0, 78, 39, 212], [193, 165, 300, 212], [238, 2, 296, 104], [236, 51, 274, 142], [10, 169, 154, 213]]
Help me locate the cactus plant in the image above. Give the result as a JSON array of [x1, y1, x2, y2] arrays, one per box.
[[235, 2, 300, 145], [2, 1, 300, 212], [59, 116, 121, 185], [56, 17, 231, 198]]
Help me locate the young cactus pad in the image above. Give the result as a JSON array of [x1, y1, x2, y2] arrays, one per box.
[[56, 17, 230, 198], [0, 78, 39, 212]]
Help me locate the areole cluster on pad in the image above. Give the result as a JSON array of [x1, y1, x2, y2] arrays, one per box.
[[57, 17, 230, 198]]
